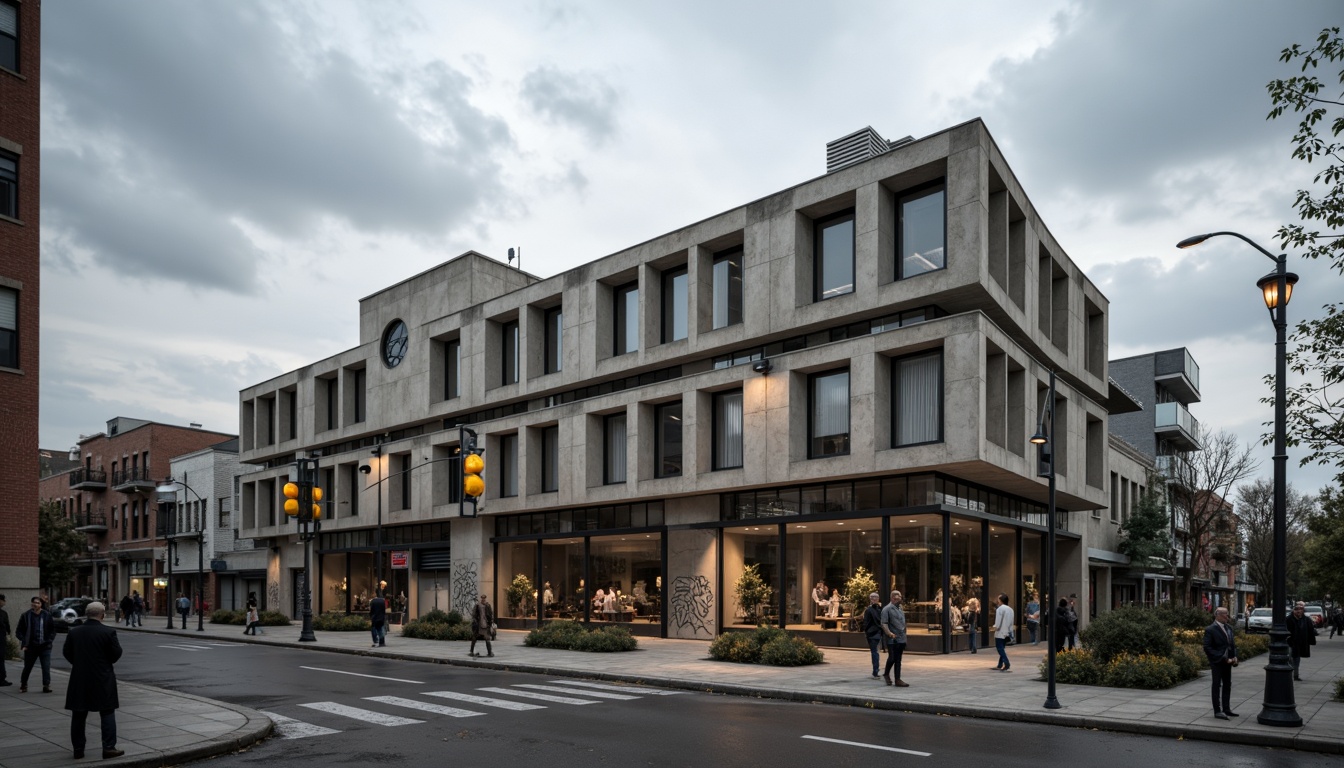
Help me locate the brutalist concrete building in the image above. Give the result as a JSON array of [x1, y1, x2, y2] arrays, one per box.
[[237, 119, 1128, 652]]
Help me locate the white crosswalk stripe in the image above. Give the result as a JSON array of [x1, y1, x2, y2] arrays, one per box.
[[476, 686, 599, 705], [552, 680, 685, 695], [365, 696, 486, 719], [513, 684, 641, 700], [299, 702, 424, 726], [422, 691, 546, 711], [261, 711, 341, 740], [157, 644, 210, 651]]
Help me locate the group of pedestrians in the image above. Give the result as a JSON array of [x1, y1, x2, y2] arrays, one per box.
[[116, 592, 144, 627]]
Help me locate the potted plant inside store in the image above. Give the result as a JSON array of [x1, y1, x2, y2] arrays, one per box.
[[843, 567, 878, 617], [734, 564, 773, 625], [507, 573, 535, 618]]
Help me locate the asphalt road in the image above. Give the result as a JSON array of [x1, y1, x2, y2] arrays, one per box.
[[45, 632, 1335, 768]]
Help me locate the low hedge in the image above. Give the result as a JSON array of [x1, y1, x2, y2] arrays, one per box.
[[1103, 653, 1182, 689], [210, 608, 291, 626], [524, 620, 638, 652], [402, 609, 474, 641], [1047, 648, 1104, 685], [312, 612, 371, 632], [1235, 632, 1269, 659], [1334, 676, 1344, 702], [5, 636, 17, 661], [709, 626, 823, 666]]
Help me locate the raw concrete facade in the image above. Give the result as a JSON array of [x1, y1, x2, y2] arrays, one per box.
[[238, 119, 1120, 651]]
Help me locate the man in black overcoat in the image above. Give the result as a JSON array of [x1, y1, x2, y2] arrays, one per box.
[[63, 602, 124, 760]]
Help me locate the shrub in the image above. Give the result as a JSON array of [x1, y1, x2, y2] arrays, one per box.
[[1081, 607, 1173, 664], [5, 635, 18, 661], [1235, 632, 1269, 659], [1102, 653, 1181, 689], [1153, 602, 1212, 631], [1171, 628, 1202, 645], [523, 620, 638, 652], [415, 609, 465, 626], [708, 626, 824, 666], [403, 616, 474, 641], [1040, 648, 1104, 685], [1170, 644, 1208, 680], [709, 632, 761, 664], [1334, 676, 1344, 702], [524, 620, 588, 649], [258, 610, 292, 626], [211, 609, 246, 625], [759, 635, 824, 666], [312, 612, 371, 632]]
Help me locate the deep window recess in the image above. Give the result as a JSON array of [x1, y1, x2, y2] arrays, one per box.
[[444, 339, 461, 399], [898, 183, 946, 279], [604, 413, 627, 484], [541, 426, 559, 493], [655, 401, 683, 478], [400, 454, 412, 509], [892, 350, 943, 446], [544, 307, 563, 375], [0, 2, 15, 73], [493, 501, 665, 539], [613, 282, 639, 356], [0, 150, 16, 219], [502, 320, 519, 385], [809, 369, 851, 458], [500, 434, 519, 498], [661, 267, 688, 343], [815, 211, 855, 301], [325, 378, 338, 430], [712, 306, 947, 370], [0, 287, 16, 369], [353, 369, 367, 423], [712, 247, 744, 330], [713, 389, 744, 470]]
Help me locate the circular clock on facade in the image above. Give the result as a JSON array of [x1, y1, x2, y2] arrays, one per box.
[[382, 319, 408, 368]]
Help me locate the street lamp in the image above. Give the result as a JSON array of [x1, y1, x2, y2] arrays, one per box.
[[1177, 231, 1301, 728], [358, 444, 385, 601], [1030, 369, 1061, 710], [158, 478, 208, 632]]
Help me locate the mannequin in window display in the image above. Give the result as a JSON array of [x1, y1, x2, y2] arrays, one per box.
[[827, 589, 841, 618], [948, 602, 963, 630], [592, 587, 606, 615], [632, 581, 648, 615], [602, 586, 617, 620], [542, 582, 554, 611], [812, 581, 829, 619]]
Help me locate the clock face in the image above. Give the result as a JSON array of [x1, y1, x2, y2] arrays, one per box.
[[383, 320, 408, 368]]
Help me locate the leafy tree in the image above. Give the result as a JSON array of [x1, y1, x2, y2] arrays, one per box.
[[1234, 478, 1314, 604], [1117, 474, 1170, 569], [1165, 430, 1258, 606], [1266, 27, 1344, 483], [1302, 486, 1344, 599], [38, 501, 87, 596], [733, 563, 772, 625]]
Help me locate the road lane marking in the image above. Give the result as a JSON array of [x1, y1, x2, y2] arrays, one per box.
[[514, 684, 641, 700], [299, 702, 423, 726], [299, 666, 424, 684], [261, 711, 341, 740], [802, 735, 931, 757], [422, 691, 546, 711], [157, 645, 207, 651], [550, 680, 684, 695], [476, 686, 598, 705], [365, 696, 486, 719]]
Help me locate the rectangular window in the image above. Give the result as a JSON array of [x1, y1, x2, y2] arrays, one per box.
[[613, 282, 639, 356], [287, 390, 297, 441], [347, 465, 361, 517], [500, 434, 518, 498], [0, 2, 15, 73], [892, 350, 943, 446], [0, 287, 16, 368], [444, 339, 461, 399], [0, 151, 15, 219], [501, 320, 519, 385], [655, 401, 683, 478], [353, 369, 366, 423], [713, 389, 744, 470], [661, 267, 688, 343], [712, 247, 744, 329], [400, 454, 412, 510], [544, 307, 563, 375], [815, 211, 855, 301], [899, 183, 946, 279], [541, 426, 559, 493], [809, 369, 850, 458], [604, 413, 627, 484]]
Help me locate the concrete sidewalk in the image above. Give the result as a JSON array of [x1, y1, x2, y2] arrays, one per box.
[[126, 619, 1344, 755], [0, 665, 270, 768]]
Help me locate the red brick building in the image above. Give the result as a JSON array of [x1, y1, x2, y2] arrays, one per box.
[[0, 0, 40, 601], [38, 418, 235, 611]]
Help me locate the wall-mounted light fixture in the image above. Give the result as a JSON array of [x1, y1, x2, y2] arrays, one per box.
[[752, 358, 773, 375]]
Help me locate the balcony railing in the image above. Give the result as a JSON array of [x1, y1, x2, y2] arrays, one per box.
[[112, 467, 157, 493], [69, 468, 108, 489], [1155, 402, 1201, 451], [1154, 347, 1201, 404], [73, 511, 109, 532]]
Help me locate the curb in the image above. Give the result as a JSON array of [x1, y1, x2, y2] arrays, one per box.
[[129, 626, 1341, 756]]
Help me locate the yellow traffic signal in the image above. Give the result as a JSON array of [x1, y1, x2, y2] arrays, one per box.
[[312, 486, 323, 502], [463, 452, 484, 499], [284, 482, 300, 517], [464, 453, 484, 475], [312, 503, 322, 520]]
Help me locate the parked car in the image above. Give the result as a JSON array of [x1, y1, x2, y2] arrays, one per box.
[[1247, 607, 1273, 633], [52, 597, 96, 633], [1305, 604, 1325, 627]]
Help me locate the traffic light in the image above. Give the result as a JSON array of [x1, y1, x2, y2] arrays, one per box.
[[463, 451, 484, 500], [312, 485, 323, 520], [284, 479, 323, 523], [284, 482, 301, 517]]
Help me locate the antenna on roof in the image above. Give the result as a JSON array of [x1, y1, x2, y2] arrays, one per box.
[[507, 247, 521, 271]]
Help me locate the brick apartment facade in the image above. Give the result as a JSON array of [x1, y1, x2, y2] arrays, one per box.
[[0, 0, 40, 600]]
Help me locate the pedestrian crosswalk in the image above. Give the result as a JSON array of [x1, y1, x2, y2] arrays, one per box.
[[157, 643, 245, 652], [265, 681, 684, 739]]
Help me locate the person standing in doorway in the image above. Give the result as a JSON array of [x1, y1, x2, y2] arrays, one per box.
[[1202, 606, 1239, 719], [964, 598, 981, 654], [15, 596, 54, 693], [1287, 601, 1317, 681], [131, 592, 143, 627], [990, 593, 1014, 672], [469, 594, 495, 658], [369, 592, 388, 648], [880, 590, 908, 687], [860, 592, 884, 679], [1025, 591, 1040, 645], [63, 602, 124, 759], [1066, 594, 1080, 649], [0, 594, 11, 687]]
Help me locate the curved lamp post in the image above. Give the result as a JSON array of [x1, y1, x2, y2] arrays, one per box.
[[1030, 370, 1061, 710], [1177, 231, 1301, 728], [157, 477, 208, 632]]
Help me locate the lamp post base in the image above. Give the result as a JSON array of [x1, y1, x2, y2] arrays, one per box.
[[1257, 629, 1302, 727], [1044, 696, 1061, 710]]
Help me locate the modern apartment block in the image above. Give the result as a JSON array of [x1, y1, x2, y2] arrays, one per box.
[[37, 418, 236, 610], [0, 0, 40, 600], [238, 119, 1125, 652]]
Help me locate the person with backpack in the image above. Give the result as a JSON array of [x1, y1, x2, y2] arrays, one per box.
[[860, 592, 884, 679]]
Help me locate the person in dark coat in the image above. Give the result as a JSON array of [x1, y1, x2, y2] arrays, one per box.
[[118, 595, 133, 627], [0, 594, 11, 687], [860, 592, 885, 677], [1202, 606, 1239, 719], [1053, 599, 1071, 653], [15, 595, 55, 693], [1286, 601, 1317, 681], [469, 594, 495, 658], [63, 602, 124, 760], [369, 592, 388, 648]]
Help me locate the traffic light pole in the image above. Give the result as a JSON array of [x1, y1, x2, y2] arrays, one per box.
[[459, 426, 480, 518], [296, 456, 320, 643]]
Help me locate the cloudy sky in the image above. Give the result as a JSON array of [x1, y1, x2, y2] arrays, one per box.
[[39, 1, 1342, 494]]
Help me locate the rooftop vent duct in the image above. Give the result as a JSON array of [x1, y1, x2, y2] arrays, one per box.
[[826, 127, 914, 173]]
